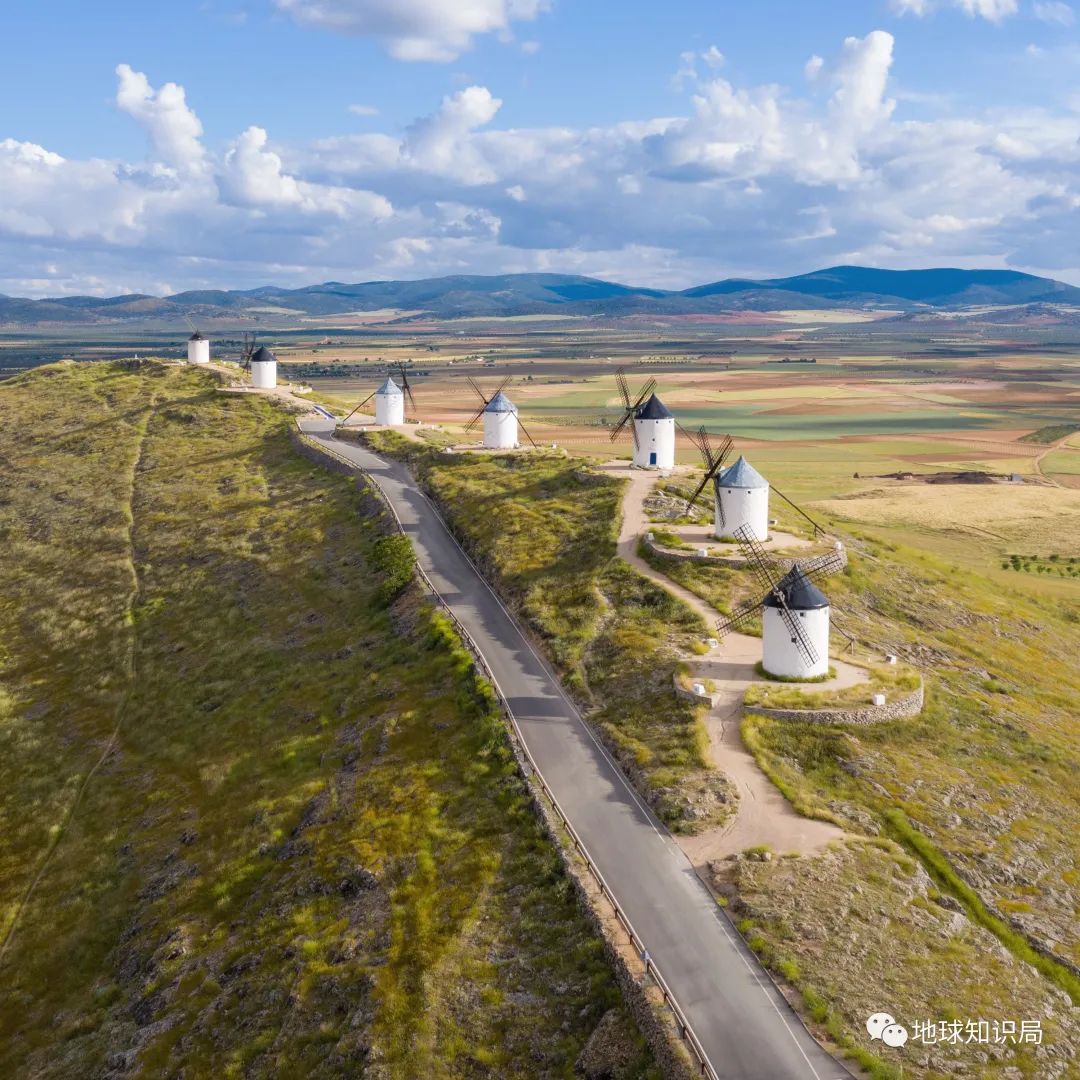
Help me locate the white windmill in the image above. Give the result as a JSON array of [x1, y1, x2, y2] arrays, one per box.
[[341, 364, 417, 427], [185, 316, 210, 364], [609, 368, 675, 469], [249, 345, 278, 389], [714, 456, 770, 541], [716, 526, 844, 680], [464, 377, 538, 450]]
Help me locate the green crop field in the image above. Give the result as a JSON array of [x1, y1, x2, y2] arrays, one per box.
[[0, 362, 656, 1079]]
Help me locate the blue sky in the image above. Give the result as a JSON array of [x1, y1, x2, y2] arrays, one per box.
[[3, 0, 1080, 296]]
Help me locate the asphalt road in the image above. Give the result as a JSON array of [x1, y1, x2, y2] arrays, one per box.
[[299, 419, 850, 1080]]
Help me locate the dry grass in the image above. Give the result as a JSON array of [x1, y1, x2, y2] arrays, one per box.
[[0, 362, 657, 1079]]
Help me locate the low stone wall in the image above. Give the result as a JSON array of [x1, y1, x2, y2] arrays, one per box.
[[643, 535, 848, 573], [672, 673, 720, 709], [745, 681, 924, 725]]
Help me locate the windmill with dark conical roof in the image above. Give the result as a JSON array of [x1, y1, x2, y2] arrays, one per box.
[[609, 367, 675, 469], [250, 345, 277, 389], [184, 315, 210, 364], [716, 525, 845, 679]]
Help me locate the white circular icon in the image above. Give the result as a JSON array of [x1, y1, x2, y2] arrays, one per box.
[[882, 1023, 909, 1048], [866, 1013, 896, 1040]]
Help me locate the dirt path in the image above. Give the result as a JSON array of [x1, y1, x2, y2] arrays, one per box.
[[607, 463, 848, 865]]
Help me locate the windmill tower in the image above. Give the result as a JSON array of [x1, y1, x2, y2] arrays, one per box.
[[341, 364, 417, 426], [714, 456, 770, 541], [250, 346, 277, 389], [184, 316, 210, 364], [716, 526, 844, 680], [187, 331, 210, 365], [610, 368, 675, 469], [374, 376, 405, 425], [465, 377, 538, 450]]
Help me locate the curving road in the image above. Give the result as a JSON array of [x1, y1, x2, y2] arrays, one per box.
[[298, 418, 850, 1080]]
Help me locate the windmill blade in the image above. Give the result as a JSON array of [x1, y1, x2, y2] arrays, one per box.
[[716, 599, 764, 639], [342, 390, 377, 425], [615, 367, 632, 409], [770, 483, 826, 538], [609, 407, 635, 443], [795, 550, 846, 582], [184, 313, 198, 335], [732, 523, 781, 596], [467, 376, 489, 404], [397, 363, 417, 413], [713, 433, 734, 471], [684, 428, 736, 512], [775, 592, 820, 667], [516, 415, 539, 448], [686, 473, 712, 510], [464, 402, 487, 433], [632, 377, 657, 411], [491, 374, 512, 399]]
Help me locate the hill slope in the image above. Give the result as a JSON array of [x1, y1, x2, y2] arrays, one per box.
[[4, 266, 1080, 325], [0, 362, 655, 1078]]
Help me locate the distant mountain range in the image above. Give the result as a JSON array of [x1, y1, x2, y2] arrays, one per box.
[[4, 266, 1080, 326]]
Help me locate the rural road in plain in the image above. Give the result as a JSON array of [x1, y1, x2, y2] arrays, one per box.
[[298, 418, 850, 1080]]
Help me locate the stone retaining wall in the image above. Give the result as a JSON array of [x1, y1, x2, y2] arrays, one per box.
[[672, 674, 721, 709], [745, 681, 924, 725]]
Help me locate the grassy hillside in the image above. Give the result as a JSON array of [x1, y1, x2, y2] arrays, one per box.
[[360, 434, 733, 831], [0, 362, 656, 1079], [638, 496, 1080, 1073]]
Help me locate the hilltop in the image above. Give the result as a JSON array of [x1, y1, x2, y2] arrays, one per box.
[[4, 266, 1080, 326]]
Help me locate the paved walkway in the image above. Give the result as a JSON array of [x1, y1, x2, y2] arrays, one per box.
[[609, 464, 854, 865]]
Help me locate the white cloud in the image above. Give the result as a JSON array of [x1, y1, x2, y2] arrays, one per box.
[[219, 125, 393, 218], [5, 35, 1080, 297], [273, 0, 548, 61], [402, 86, 503, 181], [115, 64, 207, 175], [1033, 0, 1075, 25], [348, 103, 380, 116], [891, 0, 1019, 18]]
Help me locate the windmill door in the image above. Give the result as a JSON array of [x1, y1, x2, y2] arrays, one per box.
[[649, 452, 657, 465]]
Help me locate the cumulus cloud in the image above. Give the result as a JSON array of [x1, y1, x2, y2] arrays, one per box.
[[115, 64, 207, 175], [891, 0, 1019, 19], [402, 86, 503, 181], [4, 33, 1080, 297], [273, 0, 548, 61]]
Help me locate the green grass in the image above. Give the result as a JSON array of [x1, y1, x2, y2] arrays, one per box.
[[744, 664, 920, 709], [1018, 423, 1080, 444], [0, 363, 657, 1079], [361, 431, 732, 831]]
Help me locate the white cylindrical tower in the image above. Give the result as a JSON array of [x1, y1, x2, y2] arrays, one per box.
[[761, 569, 830, 680], [187, 332, 210, 365], [714, 456, 770, 541], [250, 346, 278, 389], [632, 394, 675, 469], [482, 391, 518, 449], [374, 376, 405, 425]]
